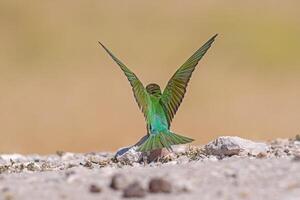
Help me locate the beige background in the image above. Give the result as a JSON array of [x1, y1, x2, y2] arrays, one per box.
[[0, 1, 300, 154]]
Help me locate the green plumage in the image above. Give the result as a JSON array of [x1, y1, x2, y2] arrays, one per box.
[[99, 34, 217, 152]]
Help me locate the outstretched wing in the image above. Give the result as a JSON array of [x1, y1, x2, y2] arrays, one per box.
[[160, 34, 217, 125], [99, 42, 149, 119]]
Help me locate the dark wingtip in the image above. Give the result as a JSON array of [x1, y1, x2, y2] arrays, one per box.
[[98, 41, 105, 48], [205, 34, 218, 46], [98, 41, 111, 55], [211, 33, 218, 40]]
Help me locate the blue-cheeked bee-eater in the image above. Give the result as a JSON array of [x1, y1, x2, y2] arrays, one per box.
[[99, 34, 217, 152]]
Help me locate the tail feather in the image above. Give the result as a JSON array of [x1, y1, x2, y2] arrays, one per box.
[[137, 131, 194, 152], [154, 137, 162, 149], [172, 132, 194, 143], [141, 137, 151, 152], [160, 134, 172, 150]]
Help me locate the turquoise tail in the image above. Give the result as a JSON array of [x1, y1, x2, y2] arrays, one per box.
[[137, 131, 194, 152]]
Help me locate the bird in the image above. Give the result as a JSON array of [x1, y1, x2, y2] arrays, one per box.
[[99, 34, 217, 152]]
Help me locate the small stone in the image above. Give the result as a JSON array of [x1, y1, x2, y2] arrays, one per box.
[[149, 178, 172, 193], [172, 145, 190, 154], [180, 186, 190, 193], [284, 149, 289, 153], [293, 154, 300, 162], [66, 163, 77, 169], [61, 153, 75, 160], [65, 170, 75, 178], [83, 161, 93, 168], [0, 165, 9, 173], [89, 184, 102, 193], [56, 151, 65, 157], [26, 162, 40, 171], [224, 169, 238, 179], [41, 162, 51, 171], [294, 141, 300, 146], [123, 182, 146, 198], [256, 152, 267, 158], [98, 159, 112, 168], [295, 134, 300, 141], [110, 174, 129, 190]]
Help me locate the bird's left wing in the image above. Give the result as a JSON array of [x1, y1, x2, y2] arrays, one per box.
[[99, 42, 149, 119], [160, 34, 217, 125]]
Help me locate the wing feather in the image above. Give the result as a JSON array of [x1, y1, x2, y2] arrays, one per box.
[[161, 34, 217, 126], [99, 42, 149, 119]]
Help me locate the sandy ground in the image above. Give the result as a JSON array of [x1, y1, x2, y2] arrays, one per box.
[[0, 137, 300, 200]]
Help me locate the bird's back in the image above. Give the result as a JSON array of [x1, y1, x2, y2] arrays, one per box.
[[146, 94, 169, 134]]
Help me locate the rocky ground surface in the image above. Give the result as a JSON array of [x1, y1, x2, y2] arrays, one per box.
[[1, 136, 300, 200]]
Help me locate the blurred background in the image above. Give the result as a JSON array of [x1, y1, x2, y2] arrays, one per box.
[[0, 1, 300, 154]]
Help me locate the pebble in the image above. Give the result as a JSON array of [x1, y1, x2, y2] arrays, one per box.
[[293, 154, 300, 162], [89, 184, 102, 193], [256, 152, 267, 158], [56, 151, 65, 157], [65, 170, 75, 178], [26, 162, 40, 171], [123, 182, 146, 198], [83, 161, 93, 168], [110, 173, 129, 190], [148, 178, 172, 193], [295, 134, 300, 141]]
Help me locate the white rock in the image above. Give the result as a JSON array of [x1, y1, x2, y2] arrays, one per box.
[[294, 141, 300, 146], [171, 145, 190, 154], [61, 152, 76, 160], [115, 146, 142, 163], [205, 136, 269, 157]]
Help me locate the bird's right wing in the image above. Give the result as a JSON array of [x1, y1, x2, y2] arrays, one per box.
[[160, 34, 217, 125], [99, 42, 149, 119]]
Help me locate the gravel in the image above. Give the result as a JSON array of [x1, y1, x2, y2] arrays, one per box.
[[123, 182, 146, 198], [0, 136, 299, 200], [148, 178, 172, 193]]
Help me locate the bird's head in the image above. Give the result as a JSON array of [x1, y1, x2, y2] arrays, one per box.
[[146, 83, 162, 97]]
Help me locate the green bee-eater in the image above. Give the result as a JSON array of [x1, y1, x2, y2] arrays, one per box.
[[99, 34, 217, 152]]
